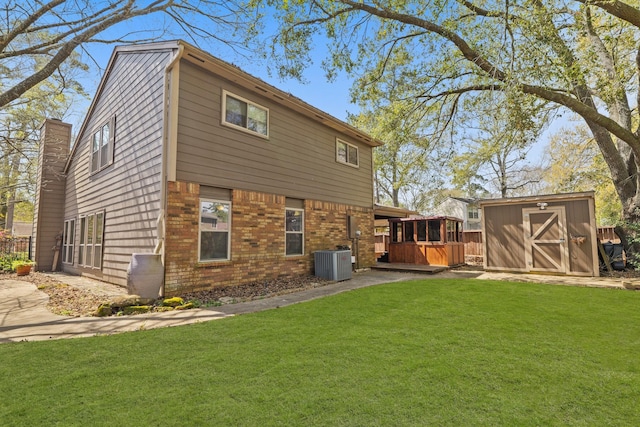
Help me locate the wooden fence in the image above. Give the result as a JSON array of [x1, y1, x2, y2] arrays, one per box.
[[462, 231, 483, 256], [375, 233, 389, 256], [0, 236, 32, 261]]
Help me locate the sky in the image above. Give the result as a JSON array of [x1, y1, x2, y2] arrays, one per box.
[[68, 10, 358, 131], [64, 2, 560, 199]]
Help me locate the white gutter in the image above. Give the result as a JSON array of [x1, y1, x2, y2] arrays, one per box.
[[155, 44, 185, 265]]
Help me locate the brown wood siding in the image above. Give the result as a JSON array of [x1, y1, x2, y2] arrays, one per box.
[[483, 205, 525, 270], [62, 50, 171, 285], [175, 61, 374, 208], [483, 198, 595, 275], [387, 242, 464, 266], [564, 199, 594, 274]]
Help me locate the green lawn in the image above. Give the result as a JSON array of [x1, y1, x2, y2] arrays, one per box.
[[1, 279, 639, 426]]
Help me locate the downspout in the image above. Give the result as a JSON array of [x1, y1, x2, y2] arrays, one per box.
[[156, 44, 184, 270]]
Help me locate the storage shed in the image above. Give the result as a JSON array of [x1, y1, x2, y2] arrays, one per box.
[[387, 216, 465, 266], [480, 192, 599, 277]]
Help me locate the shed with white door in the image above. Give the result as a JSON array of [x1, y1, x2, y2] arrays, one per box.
[[479, 192, 599, 277]]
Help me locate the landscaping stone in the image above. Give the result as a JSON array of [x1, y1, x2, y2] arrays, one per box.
[[94, 303, 113, 317], [175, 302, 195, 310], [110, 295, 143, 308], [123, 305, 152, 315]]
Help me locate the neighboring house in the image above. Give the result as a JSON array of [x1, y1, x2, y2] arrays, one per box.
[[433, 197, 481, 230], [32, 40, 382, 296], [11, 221, 32, 237]]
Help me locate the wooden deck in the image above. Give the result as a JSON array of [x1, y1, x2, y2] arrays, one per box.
[[372, 262, 448, 274]]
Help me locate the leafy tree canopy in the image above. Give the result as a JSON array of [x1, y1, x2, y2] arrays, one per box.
[[266, 0, 640, 254], [543, 124, 622, 225]]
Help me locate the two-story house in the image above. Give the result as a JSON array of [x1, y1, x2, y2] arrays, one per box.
[[32, 41, 381, 296], [433, 197, 481, 231]]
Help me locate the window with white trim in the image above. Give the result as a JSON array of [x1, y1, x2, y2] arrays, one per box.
[[91, 118, 115, 174], [468, 206, 479, 220], [199, 199, 231, 261], [336, 139, 359, 167], [222, 90, 269, 138], [285, 208, 304, 256], [62, 218, 75, 264], [78, 212, 105, 269]]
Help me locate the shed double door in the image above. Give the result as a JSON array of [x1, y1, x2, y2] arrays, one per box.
[[523, 206, 569, 274]]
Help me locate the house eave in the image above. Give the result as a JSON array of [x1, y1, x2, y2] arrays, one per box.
[[178, 41, 382, 148], [374, 204, 419, 219], [63, 39, 382, 174], [64, 42, 180, 173], [478, 191, 595, 207]]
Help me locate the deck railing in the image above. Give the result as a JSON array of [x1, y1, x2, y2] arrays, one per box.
[[597, 226, 620, 243]]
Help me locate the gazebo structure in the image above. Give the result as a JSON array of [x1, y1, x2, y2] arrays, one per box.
[[387, 216, 465, 266], [373, 204, 420, 259]]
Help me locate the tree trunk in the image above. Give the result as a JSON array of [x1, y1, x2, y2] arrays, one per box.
[[615, 206, 640, 269], [584, 117, 640, 269], [5, 193, 14, 233], [5, 152, 21, 234]]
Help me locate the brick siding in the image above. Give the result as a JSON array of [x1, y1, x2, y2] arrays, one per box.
[[164, 181, 374, 296]]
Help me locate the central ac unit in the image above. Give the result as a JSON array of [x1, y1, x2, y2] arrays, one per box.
[[314, 250, 352, 281]]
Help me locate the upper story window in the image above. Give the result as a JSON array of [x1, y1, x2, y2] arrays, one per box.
[[336, 139, 359, 167], [222, 90, 269, 138], [91, 118, 115, 174], [468, 206, 479, 220]]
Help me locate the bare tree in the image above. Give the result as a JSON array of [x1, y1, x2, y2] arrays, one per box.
[[0, 0, 261, 108]]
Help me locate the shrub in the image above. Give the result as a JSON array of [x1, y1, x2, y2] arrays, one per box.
[[0, 255, 17, 271], [162, 297, 184, 307]]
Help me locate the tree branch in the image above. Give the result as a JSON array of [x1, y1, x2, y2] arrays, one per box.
[[0, 0, 258, 108], [573, 0, 640, 30], [0, 0, 66, 52], [337, 1, 640, 172]]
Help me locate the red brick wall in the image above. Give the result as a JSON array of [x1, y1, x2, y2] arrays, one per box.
[[164, 181, 374, 296], [305, 199, 375, 268]]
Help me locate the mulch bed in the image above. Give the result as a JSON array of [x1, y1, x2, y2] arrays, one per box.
[[2, 266, 638, 318], [2, 271, 329, 317]]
